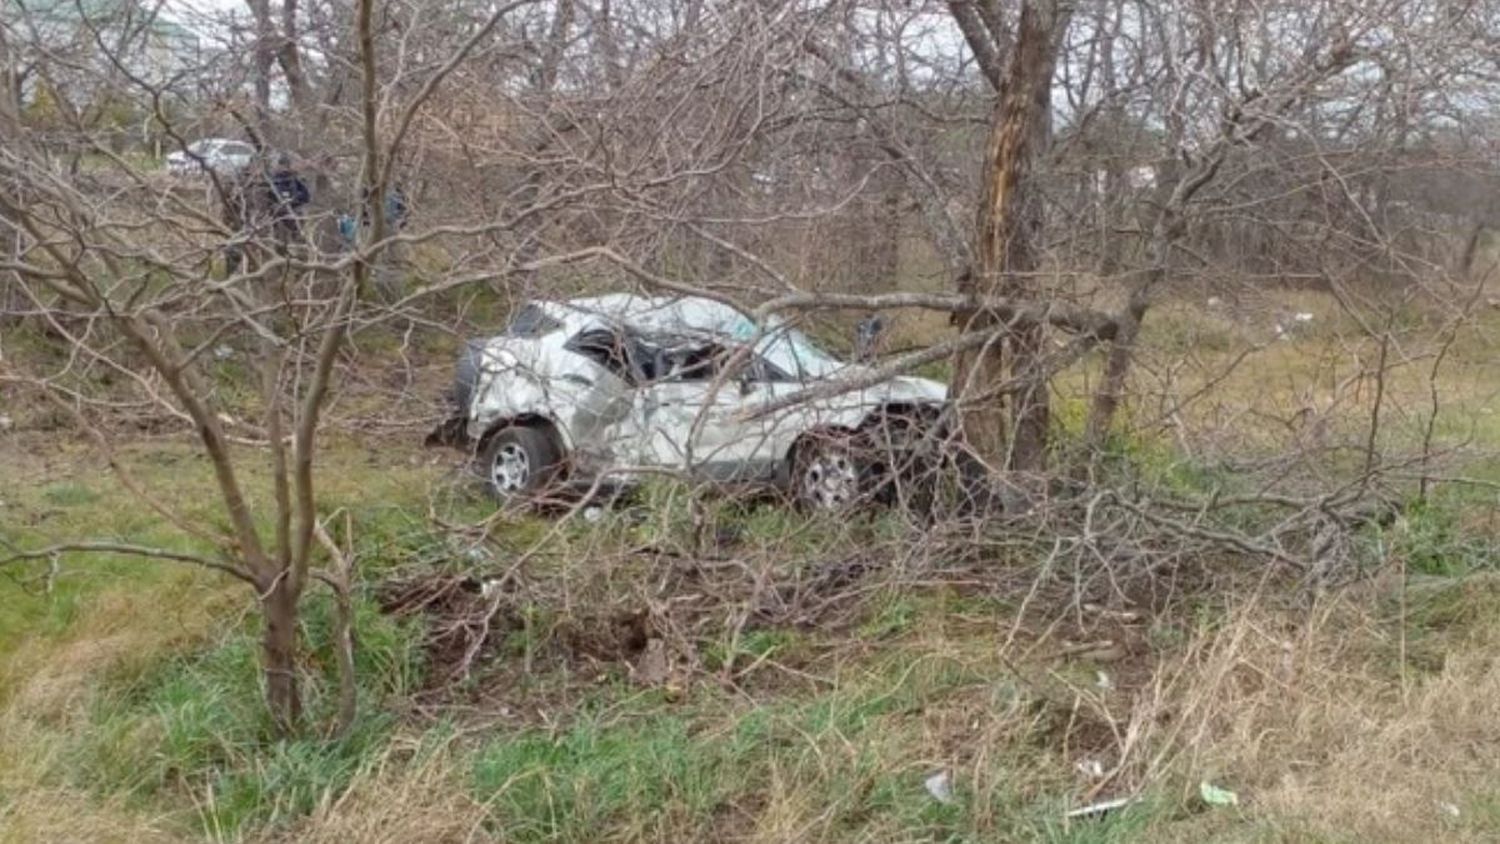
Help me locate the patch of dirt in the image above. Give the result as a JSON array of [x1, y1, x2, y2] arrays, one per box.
[[376, 573, 662, 697], [376, 575, 521, 685], [371, 543, 903, 716]]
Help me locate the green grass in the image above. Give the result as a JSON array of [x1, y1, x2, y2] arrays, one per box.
[[467, 644, 1083, 842], [61, 590, 424, 837]]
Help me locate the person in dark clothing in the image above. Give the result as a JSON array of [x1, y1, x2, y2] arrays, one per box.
[[221, 152, 311, 274], [384, 183, 409, 231], [266, 153, 310, 244], [855, 314, 885, 362]]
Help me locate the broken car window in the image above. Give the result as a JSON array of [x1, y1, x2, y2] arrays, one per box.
[[565, 328, 654, 384], [503, 303, 564, 338], [660, 343, 731, 382], [650, 340, 793, 385]]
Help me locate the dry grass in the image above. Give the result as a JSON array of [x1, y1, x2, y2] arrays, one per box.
[[1117, 574, 1500, 842], [0, 786, 187, 844], [262, 738, 488, 844]]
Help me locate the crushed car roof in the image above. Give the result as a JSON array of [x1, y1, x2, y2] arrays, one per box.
[[536, 294, 849, 379], [539, 294, 761, 340]]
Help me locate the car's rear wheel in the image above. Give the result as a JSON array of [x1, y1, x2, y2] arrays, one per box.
[[792, 433, 865, 512], [478, 425, 562, 502]]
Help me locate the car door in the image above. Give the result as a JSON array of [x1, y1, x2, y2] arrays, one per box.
[[638, 342, 785, 481], [553, 328, 648, 473]]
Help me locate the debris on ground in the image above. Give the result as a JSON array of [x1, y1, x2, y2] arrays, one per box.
[[1199, 780, 1240, 807], [1064, 796, 1137, 819], [924, 770, 955, 804], [1075, 758, 1105, 779]]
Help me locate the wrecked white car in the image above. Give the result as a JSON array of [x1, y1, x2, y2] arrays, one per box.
[[427, 294, 951, 510]]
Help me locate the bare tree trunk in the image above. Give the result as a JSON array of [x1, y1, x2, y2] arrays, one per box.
[[594, 0, 624, 92], [950, 0, 1068, 471], [1460, 213, 1493, 277], [260, 575, 303, 734], [871, 164, 902, 291], [1094, 0, 1127, 280], [279, 0, 313, 113], [247, 0, 277, 118]]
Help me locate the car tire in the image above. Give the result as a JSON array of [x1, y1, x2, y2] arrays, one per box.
[[791, 432, 866, 513], [477, 425, 563, 502]]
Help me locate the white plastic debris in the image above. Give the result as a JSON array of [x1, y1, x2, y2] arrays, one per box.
[[1199, 781, 1240, 807], [1065, 796, 1137, 819], [1438, 801, 1461, 819], [1095, 670, 1113, 691], [479, 578, 504, 601], [1206, 296, 1223, 308], [214, 344, 235, 360], [1294, 312, 1315, 323], [583, 506, 605, 523], [924, 771, 955, 804], [1075, 758, 1105, 779], [0, 414, 12, 432]]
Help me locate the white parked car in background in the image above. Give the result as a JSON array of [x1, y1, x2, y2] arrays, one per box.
[[428, 295, 953, 510], [165, 138, 255, 177]]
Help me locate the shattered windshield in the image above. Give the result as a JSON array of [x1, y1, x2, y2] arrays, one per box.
[[755, 321, 845, 380], [550, 297, 849, 382], [687, 306, 845, 381]]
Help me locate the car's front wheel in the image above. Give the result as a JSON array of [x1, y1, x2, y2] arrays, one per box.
[[792, 433, 865, 512], [478, 425, 562, 502]]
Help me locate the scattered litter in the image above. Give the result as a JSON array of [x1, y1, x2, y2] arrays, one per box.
[[0, 414, 12, 432], [1075, 758, 1105, 779], [924, 771, 955, 804], [214, 344, 235, 360], [1438, 800, 1461, 818], [1206, 296, 1223, 308], [1199, 780, 1240, 807], [1294, 312, 1315, 323], [1095, 670, 1113, 690], [479, 578, 504, 601], [583, 506, 605, 523], [1065, 796, 1137, 819]]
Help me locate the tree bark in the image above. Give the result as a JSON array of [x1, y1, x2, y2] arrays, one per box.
[[260, 573, 303, 735], [950, 0, 1069, 471], [246, 0, 277, 119]]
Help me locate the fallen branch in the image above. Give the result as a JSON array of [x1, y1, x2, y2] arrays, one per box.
[[0, 541, 255, 583]]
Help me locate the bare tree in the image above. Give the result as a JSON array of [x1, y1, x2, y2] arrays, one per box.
[[950, 0, 1071, 473]]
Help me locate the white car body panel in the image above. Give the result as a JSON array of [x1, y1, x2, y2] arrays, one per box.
[[465, 295, 947, 484], [166, 139, 255, 176]]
